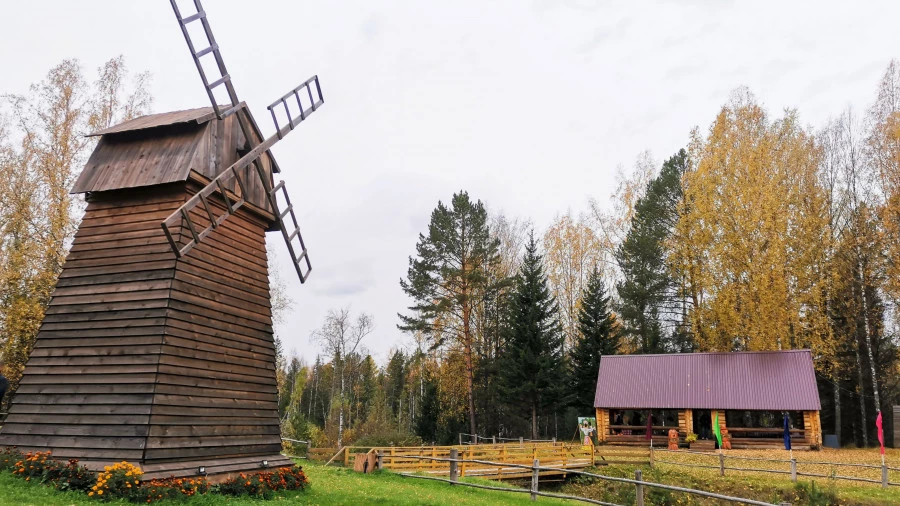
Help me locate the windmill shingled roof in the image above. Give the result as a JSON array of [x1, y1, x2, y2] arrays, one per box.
[[87, 106, 219, 136], [593, 350, 821, 411]]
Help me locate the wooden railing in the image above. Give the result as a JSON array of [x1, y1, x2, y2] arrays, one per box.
[[307, 442, 650, 478]]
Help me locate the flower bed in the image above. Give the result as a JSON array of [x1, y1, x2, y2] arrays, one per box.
[[0, 447, 308, 502]]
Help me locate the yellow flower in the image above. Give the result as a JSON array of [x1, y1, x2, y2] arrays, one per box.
[[97, 490, 103, 495]]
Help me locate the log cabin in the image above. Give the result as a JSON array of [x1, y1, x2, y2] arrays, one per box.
[[594, 350, 822, 450]]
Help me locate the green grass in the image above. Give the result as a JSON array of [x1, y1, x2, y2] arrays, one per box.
[[3, 459, 895, 506], [558, 463, 900, 506], [0, 461, 569, 506]]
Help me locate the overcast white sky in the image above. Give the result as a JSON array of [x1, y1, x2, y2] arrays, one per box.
[[2, 1, 898, 364]]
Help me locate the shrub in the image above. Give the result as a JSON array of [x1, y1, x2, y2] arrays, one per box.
[[216, 466, 309, 498], [90, 461, 143, 501], [141, 476, 210, 503], [45, 459, 95, 492], [0, 447, 24, 472], [1, 450, 308, 502], [685, 433, 698, 443], [13, 451, 62, 483]]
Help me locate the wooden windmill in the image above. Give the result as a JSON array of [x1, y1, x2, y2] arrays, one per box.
[[0, 0, 322, 479]]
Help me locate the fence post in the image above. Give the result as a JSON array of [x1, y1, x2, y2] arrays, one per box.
[[459, 433, 463, 446], [520, 436, 524, 447], [344, 447, 350, 467], [634, 469, 645, 506], [552, 437, 556, 444], [790, 459, 797, 482], [492, 435, 496, 445], [719, 453, 725, 477], [883, 463, 889, 489], [473, 433, 478, 445], [531, 458, 539, 501], [649, 446, 654, 468], [376, 451, 383, 470], [449, 448, 458, 483]]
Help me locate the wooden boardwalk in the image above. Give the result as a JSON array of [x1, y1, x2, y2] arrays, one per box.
[[310, 443, 650, 480]]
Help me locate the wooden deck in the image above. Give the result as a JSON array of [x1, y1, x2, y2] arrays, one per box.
[[309, 443, 650, 480]]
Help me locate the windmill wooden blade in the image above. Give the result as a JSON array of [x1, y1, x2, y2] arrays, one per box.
[[268, 179, 312, 284], [160, 77, 323, 283], [170, 0, 241, 119]]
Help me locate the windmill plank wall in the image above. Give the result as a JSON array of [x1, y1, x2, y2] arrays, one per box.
[[0, 182, 287, 477], [0, 186, 181, 462], [144, 182, 282, 465]]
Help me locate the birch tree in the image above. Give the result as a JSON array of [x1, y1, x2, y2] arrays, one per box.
[[312, 307, 373, 447]]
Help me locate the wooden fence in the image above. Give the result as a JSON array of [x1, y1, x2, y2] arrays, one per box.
[[651, 448, 899, 488], [394, 450, 785, 506], [308, 442, 650, 478]]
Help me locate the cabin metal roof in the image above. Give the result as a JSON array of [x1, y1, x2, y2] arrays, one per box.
[[594, 350, 821, 411]]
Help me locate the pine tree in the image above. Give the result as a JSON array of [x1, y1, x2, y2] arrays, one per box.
[[569, 267, 618, 413], [499, 233, 565, 439], [616, 149, 688, 353], [399, 191, 504, 437]]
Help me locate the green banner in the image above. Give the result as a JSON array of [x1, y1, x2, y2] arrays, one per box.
[[713, 411, 723, 449]]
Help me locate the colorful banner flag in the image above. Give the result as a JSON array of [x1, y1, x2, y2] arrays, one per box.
[[713, 411, 723, 449], [876, 411, 885, 455], [783, 412, 792, 451]]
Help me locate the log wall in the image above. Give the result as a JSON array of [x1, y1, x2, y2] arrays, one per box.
[[678, 409, 693, 436], [595, 408, 609, 442]]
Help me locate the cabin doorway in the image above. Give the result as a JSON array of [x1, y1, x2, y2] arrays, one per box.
[[693, 409, 713, 441]]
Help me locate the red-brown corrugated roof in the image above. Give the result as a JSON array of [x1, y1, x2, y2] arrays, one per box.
[[593, 350, 820, 411]]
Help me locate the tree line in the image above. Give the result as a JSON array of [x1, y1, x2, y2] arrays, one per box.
[[281, 62, 900, 448]]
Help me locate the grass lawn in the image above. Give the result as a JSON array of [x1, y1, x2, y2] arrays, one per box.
[[0, 460, 570, 506], [558, 459, 900, 506], [2, 452, 897, 506]]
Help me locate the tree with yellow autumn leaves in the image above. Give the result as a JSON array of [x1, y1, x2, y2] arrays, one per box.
[[0, 57, 151, 398]]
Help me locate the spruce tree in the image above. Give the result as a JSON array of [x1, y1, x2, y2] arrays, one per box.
[[569, 267, 619, 413], [499, 233, 565, 439]]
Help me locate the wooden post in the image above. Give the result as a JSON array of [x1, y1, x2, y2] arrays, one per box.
[[552, 437, 556, 444], [459, 433, 463, 446], [519, 436, 524, 447], [530, 458, 539, 501], [883, 463, 889, 489], [449, 448, 458, 483], [790, 459, 797, 482], [473, 433, 478, 444], [719, 453, 725, 476], [678, 409, 693, 436], [634, 469, 645, 506], [596, 408, 609, 443], [431, 446, 436, 471], [344, 447, 350, 467], [649, 446, 654, 467], [376, 451, 383, 470], [492, 435, 496, 445]]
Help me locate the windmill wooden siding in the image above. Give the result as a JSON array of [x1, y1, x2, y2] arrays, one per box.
[[0, 108, 290, 478]]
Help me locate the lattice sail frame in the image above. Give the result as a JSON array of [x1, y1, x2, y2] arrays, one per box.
[[163, 0, 323, 283]]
